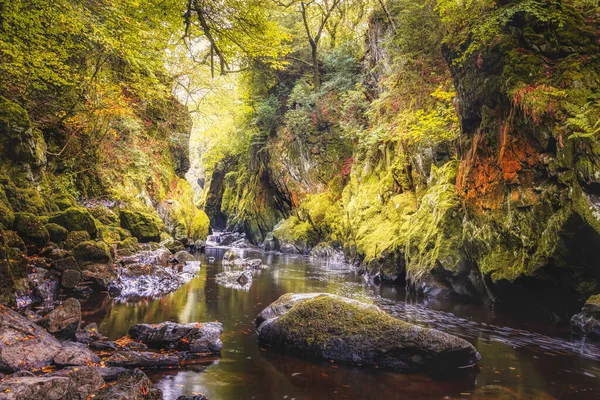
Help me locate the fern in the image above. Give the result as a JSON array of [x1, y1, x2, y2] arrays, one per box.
[[565, 101, 600, 140]]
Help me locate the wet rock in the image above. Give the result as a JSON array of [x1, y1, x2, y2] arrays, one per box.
[[52, 257, 80, 272], [39, 298, 81, 338], [171, 250, 195, 264], [93, 368, 163, 399], [48, 366, 105, 400], [105, 351, 180, 368], [222, 250, 236, 261], [0, 304, 62, 372], [215, 270, 253, 291], [309, 244, 346, 264], [129, 322, 223, 354], [571, 295, 600, 338], [107, 262, 200, 300], [93, 366, 129, 382], [90, 340, 119, 351], [120, 247, 171, 266], [255, 293, 481, 372], [0, 375, 76, 400], [75, 323, 106, 344], [230, 238, 257, 249], [222, 257, 267, 270], [54, 342, 101, 366], [261, 232, 279, 251], [162, 238, 185, 253], [61, 269, 81, 289], [178, 396, 208, 400], [26, 267, 58, 308], [279, 243, 301, 254]]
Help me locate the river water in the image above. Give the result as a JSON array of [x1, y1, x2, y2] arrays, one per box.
[[82, 246, 600, 400]]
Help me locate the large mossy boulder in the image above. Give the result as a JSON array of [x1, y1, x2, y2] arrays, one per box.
[[119, 210, 161, 243], [0, 202, 15, 230], [49, 207, 97, 238], [255, 293, 481, 372], [73, 241, 112, 264], [45, 223, 68, 243], [13, 212, 49, 253], [64, 230, 91, 250], [571, 295, 600, 338]]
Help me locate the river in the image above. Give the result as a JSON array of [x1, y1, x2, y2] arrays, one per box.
[[82, 246, 600, 400]]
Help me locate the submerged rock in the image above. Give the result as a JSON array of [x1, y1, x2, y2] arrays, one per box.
[[255, 293, 481, 372], [93, 368, 162, 399], [0, 305, 62, 372], [105, 351, 180, 368], [129, 321, 223, 354], [571, 295, 600, 338], [215, 270, 253, 291]]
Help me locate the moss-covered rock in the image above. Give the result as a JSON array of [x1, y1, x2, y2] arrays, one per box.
[[49, 207, 98, 238], [52, 194, 77, 211], [64, 231, 91, 250], [255, 293, 481, 371], [90, 206, 119, 226], [98, 225, 130, 246], [119, 210, 161, 243], [0, 203, 14, 230], [117, 237, 139, 257], [161, 238, 185, 253], [73, 241, 112, 264], [13, 212, 49, 253], [45, 223, 68, 243], [571, 294, 600, 338], [0, 231, 27, 306]]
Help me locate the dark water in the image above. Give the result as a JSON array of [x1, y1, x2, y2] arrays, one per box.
[[82, 247, 600, 400]]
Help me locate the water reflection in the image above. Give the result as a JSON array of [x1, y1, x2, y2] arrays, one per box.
[[82, 248, 600, 400]]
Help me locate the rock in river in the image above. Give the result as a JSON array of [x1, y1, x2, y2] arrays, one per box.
[[93, 368, 162, 400], [105, 351, 181, 368], [255, 293, 481, 372], [215, 270, 253, 291], [129, 321, 223, 354], [39, 297, 81, 338], [0, 305, 62, 372], [571, 294, 600, 338]]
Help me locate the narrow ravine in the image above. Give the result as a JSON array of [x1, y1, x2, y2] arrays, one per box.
[[82, 245, 600, 400]]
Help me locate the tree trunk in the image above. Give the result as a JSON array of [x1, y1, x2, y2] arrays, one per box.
[[311, 42, 320, 89]]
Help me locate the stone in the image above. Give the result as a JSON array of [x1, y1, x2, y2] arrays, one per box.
[[255, 293, 481, 372], [571, 295, 600, 338], [39, 298, 81, 338], [171, 250, 195, 264], [48, 207, 98, 238], [61, 269, 81, 289], [44, 223, 68, 244], [48, 366, 104, 400], [0, 304, 61, 372], [52, 257, 80, 272], [215, 270, 253, 291], [75, 323, 106, 344], [73, 241, 112, 264], [177, 396, 208, 400], [63, 231, 91, 250], [92, 368, 163, 400], [0, 376, 76, 400], [129, 321, 223, 354], [90, 340, 119, 351], [93, 366, 129, 382], [105, 351, 180, 368], [119, 247, 171, 266], [54, 342, 101, 366], [119, 210, 161, 243]]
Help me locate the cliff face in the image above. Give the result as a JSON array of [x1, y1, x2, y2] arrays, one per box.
[[201, 0, 600, 309]]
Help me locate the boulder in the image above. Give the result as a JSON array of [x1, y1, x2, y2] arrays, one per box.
[[215, 270, 253, 291], [75, 323, 106, 344], [80, 263, 117, 288], [255, 293, 481, 372], [13, 212, 49, 253], [93, 366, 129, 382], [119, 247, 171, 266], [571, 294, 600, 338], [162, 238, 185, 253], [48, 366, 105, 400], [0, 304, 61, 372], [0, 376, 75, 400], [52, 257, 80, 272], [119, 210, 161, 243], [116, 237, 139, 257], [73, 241, 112, 264], [48, 207, 97, 238], [93, 368, 163, 400], [90, 340, 119, 351], [171, 250, 195, 264], [44, 223, 68, 244], [54, 342, 101, 366], [26, 267, 58, 308], [105, 351, 180, 368], [63, 231, 91, 250], [39, 298, 81, 338], [129, 321, 223, 354], [61, 269, 81, 289]]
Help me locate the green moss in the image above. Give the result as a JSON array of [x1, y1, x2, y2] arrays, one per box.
[[117, 237, 139, 256], [98, 225, 128, 245], [0, 203, 14, 230], [2, 230, 26, 252], [64, 231, 91, 250], [73, 240, 112, 263], [13, 212, 49, 252], [0, 96, 30, 132], [90, 206, 119, 226], [3, 183, 47, 215], [161, 238, 184, 253], [52, 194, 77, 211], [44, 223, 68, 243], [49, 207, 98, 237], [586, 294, 600, 306], [119, 209, 162, 243]]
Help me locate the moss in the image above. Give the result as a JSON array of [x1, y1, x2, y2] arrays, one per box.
[[586, 295, 600, 306], [161, 238, 185, 253], [64, 231, 91, 250], [2, 230, 26, 252], [52, 194, 77, 211], [90, 206, 119, 226], [73, 240, 112, 263], [49, 207, 98, 237], [3, 183, 48, 215], [0, 203, 14, 230], [44, 223, 68, 243], [119, 209, 162, 243], [98, 225, 128, 245], [13, 212, 49, 252], [117, 237, 139, 256]]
